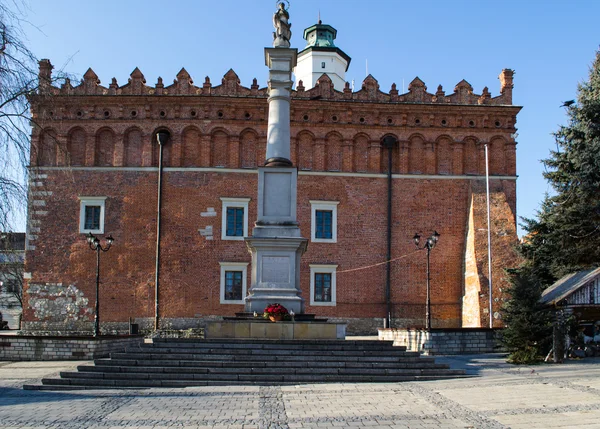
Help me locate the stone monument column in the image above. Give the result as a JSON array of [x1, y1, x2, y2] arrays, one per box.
[[244, 3, 308, 314]]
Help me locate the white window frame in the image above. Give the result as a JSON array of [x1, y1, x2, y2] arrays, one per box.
[[310, 200, 338, 243], [78, 196, 107, 234], [219, 262, 249, 304], [309, 264, 337, 306], [220, 197, 251, 241]]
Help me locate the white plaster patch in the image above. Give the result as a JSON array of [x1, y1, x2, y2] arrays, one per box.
[[201, 208, 217, 217], [199, 225, 214, 240]]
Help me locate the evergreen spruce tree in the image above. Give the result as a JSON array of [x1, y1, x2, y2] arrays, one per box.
[[524, 49, 600, 278], [503, 48, 600, 362], [502, 266, 553, 363]]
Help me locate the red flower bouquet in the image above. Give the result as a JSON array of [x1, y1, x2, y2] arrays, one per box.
[[263, 303, 289, 321]]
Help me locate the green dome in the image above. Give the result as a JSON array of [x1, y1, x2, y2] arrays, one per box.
[[303, 21, 337, 48]]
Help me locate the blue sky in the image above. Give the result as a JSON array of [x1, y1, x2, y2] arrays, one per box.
[[17, 0, 600, 235]]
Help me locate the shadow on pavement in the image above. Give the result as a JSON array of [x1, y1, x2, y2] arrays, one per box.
[[0, 386, 101, 406]]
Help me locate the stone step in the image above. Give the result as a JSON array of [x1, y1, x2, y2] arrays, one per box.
[[106, 353, 425, 364], [149, 338, 388, 347], [23, 339, 466, 390], [132, 343, 404, 353], [69, 367, 462, 378], [121, 347, 416, 357], [141, 340, 401, 350], [39, 372, 466, 389], [79, 360, 449, 373]]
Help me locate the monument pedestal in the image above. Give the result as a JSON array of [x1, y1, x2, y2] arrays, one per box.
[[244, 236, 307, 314], [244, 167, 307, 314]]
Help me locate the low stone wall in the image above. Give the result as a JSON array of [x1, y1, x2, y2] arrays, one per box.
[[206, 320, 346, 340], [379, 328, 503, 355], [0, 335, 143, 361]]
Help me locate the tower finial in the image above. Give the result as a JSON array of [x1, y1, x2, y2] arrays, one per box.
[[318, 10, 321, 25]]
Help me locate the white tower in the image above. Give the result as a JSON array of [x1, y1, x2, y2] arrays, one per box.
[[294, 21, 351, 91]]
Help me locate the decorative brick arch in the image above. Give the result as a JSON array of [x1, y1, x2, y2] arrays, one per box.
[[379, 133, 400, 174], [67, 127, 86, 166], [407, 133, 426, 174], [94, 127, 115, 167], [123, 127, 143, 167], [296, 130, 315, 171], [489, 136, 508, 175], [210, 128, 229, 168], [36, 127, 58, 166], [435, 135, 453, 175], [151, 127, 174, 167], [325, 131, 343, 172], [463, 136, 480, 175], [181, 126, 201, 167], [239, 128, 259, 169], [353, 132, 370, 173]]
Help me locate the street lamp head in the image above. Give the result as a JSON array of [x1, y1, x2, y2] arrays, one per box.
[[382, 135, 398, 149], [156, 131, 170, 146], [432, 231, 440, 244], [86, 232, 95, 244], [413, 233, 421, 247], [106, 235, 114, 245]]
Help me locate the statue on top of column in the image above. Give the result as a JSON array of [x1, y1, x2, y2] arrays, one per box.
[[273, 2, 292, 48]]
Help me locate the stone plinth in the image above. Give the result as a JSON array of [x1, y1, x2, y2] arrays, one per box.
[[244, 236, 307, 314], [378, 328, 503, 355], [205, 320, 346, 340]]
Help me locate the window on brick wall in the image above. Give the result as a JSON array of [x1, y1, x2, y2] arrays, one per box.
[[310, 264, 337, 306], [3, 279, 18, 293], [310, 200, 338, 243], [221, 197, 250, 240], [219, 262, 248, 304], [79, 197, 106, 234]]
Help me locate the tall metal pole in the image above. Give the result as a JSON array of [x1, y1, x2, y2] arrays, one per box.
[[382, 136, 397, 329], [154, 133, 166, 331], [426, 246, 431, 331], [94, 247, 100, 337], [484, 143, 493, 328]]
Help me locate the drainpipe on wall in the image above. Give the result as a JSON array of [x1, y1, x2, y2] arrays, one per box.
[[382, 136, 398, 329], [154, 131, 170, 331]]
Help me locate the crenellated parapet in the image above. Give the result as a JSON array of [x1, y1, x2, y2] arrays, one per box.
[[294, 71, 514, 105], [30, 60, 520, 179], [36, 60, 516, 106]]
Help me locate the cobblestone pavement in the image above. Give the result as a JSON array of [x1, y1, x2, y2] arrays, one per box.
[[0, 355, 600, 428]]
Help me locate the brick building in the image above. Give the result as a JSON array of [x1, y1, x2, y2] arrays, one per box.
[[23, 21, 521, 334]]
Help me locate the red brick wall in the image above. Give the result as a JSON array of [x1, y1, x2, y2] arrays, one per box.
[[24, 70, 521, 331], [24, 167, 513, 329]]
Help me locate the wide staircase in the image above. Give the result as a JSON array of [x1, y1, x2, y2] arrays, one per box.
[[24, 338, 467, 390]]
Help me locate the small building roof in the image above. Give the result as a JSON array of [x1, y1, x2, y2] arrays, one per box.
[[0, 233, 25, 252], [540, 267, 600, 306]]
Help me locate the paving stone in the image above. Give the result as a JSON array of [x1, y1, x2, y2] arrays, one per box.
[[1, 355, 600, 427]]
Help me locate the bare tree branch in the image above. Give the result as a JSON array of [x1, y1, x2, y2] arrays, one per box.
[[0, 2, 68, 232]]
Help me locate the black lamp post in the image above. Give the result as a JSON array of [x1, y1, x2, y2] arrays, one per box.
[[413, 231, 440, 330], [87, 232, 114, 337]]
